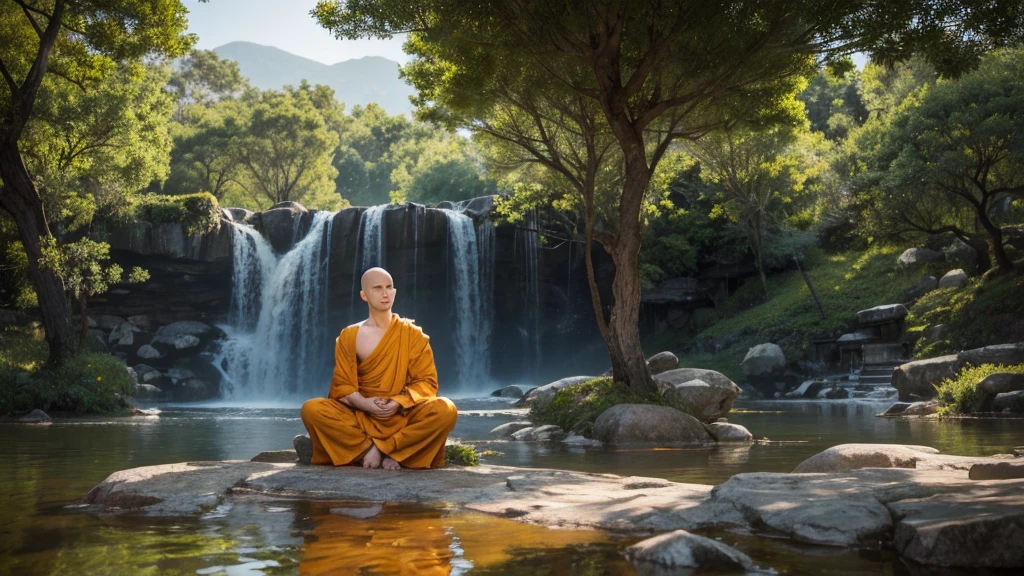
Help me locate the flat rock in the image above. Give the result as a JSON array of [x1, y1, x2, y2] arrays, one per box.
[[959, 342, 1024, 367], [902, 400, 938, 416], [891, 484, 1024, 567], [837, 330, 877, 344], [251, 450, 299, 464], [83, 449, 1024, 567], [592, 404, 714, 446], [624, 529, 757, 571], [488, 421, 533, 437], [968, 461, 1024, 480], [856, 304, 908, 325], [704, 422, 753, 443]]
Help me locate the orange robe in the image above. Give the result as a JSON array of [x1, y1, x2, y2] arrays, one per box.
[[300, 313, 457, 469]]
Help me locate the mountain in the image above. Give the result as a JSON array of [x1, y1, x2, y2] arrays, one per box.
[[212, 41, 416, 116]]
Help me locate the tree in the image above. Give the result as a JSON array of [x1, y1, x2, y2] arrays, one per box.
[[39, 237, 148, 352], [686, 116, 830, 298], [389, 133, 495, 204], [164, 101, 245, 199], [868, 48, 1024, 272], [0, 0, 192, 364], [227, 88, 341, 209], [798, 64, 868, 141], [316, 0, 1024, 393], [167, 49, 246, 119]]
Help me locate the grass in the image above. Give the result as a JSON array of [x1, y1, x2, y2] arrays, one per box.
[[643, 245, 921, 377], [444, 441, 479, 466], [530, 377, 665, 438], [935, 363, 1024, 415], [1, 325, 134, 416], [906, 266, 1024, 358]]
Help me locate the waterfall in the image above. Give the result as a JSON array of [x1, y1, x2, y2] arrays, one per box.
[[217, 211, 336, 399], [227, 223, 278, 331], [443, 209, 493, 388], [361, 205, 387, 269]]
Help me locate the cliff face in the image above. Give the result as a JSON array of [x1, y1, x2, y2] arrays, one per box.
[[93, 198, 613, 392]]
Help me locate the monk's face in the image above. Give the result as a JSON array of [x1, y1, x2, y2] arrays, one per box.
[[360, 268, 396, 312]]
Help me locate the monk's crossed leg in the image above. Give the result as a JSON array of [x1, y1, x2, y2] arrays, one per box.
[[300, 398, 372, 466]]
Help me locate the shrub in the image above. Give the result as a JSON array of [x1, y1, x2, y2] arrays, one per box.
[[530, 377, 664, 438], [125, 192, 221, 235], [1, 327, 134, 416], [935, 363, 1024, 415], [444, 441, 479, 466]]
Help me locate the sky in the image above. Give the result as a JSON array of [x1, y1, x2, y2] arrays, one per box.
[[183, 0, 409, 64]]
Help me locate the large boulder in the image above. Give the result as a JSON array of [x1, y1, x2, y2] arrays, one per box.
[[741, 343, 785, 381], [490, 385, 530, 399], [150, 321, 220, 358], [521, 375, 595, 407], [18, 409, 51, 423], [655, 368, 742, 421], [904, 275, 939, 301], [893, 355, 961, 401], [959, 342, 1024, 366], [977, 373, 1024, 396], [938, 269, 969, 290], [592, 404, 714, 446], [646, 351, 679, 375], [793, 444, 940, 473], [856, 304, 908, 325], [624, 530, 758, 572], [897, 247, 944, 269], [993, 390, 1024, 413], [255, 202, 311, 253]]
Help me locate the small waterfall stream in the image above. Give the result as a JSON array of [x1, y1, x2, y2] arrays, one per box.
[[442, 209, 493, 388], [227, 223, 278, 331], [217, 212, 336, 399]]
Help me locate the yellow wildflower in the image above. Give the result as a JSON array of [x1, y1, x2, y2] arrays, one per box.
[[96, 376, 102, 382]]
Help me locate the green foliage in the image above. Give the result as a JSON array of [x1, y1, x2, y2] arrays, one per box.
[[39, 237, 148, 301], [906, 267, 1024, 357], [703, 246, 917, 359], [935, 364, 1024, 416], [530, 378, 663, 438], [444, 440, 479, 466], [128, 192, 220, 234], [167, 49, 247, 113], [1, 327, 132, 416], [797, 65, 868, 141]]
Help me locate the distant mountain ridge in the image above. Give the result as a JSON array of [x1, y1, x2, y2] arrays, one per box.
[[212, 41, 415, 116]]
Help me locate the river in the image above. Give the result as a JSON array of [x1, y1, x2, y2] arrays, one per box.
[[1, 397, 1019, 575]]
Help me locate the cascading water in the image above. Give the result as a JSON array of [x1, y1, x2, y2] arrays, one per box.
[[443, 209, 493, 388], [360, 205, 387, 269], [217, 211, 336, 399], [227, 222, 278, 331]]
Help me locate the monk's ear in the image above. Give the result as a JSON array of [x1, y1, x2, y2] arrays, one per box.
[[359, 290, 368, 302]]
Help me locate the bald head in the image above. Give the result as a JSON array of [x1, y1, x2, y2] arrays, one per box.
[[360, 267, 396, 312], [361, 267, 393, 292]]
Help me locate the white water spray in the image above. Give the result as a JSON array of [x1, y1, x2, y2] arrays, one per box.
[[443, 209, 493, 388], [217, 212, 336, 399]]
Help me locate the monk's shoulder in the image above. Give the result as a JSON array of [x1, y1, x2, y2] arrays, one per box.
[[396, 316, 430, 341]]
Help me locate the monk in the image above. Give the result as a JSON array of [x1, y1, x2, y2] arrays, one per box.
[[296, 267, 458, 470]]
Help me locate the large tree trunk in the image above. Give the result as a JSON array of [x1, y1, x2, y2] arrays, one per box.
[[0, 144, 74, 365], [607, 233, 657, 395]]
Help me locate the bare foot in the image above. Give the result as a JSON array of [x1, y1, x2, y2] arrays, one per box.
[[381, 457, 401, 471], [362, 445, 383, 469]]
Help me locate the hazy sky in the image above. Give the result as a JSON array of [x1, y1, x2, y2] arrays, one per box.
[[183, 0, 409, 64]]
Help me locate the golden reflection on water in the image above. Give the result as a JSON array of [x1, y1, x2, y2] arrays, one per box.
[[298, 502, 635, 575]]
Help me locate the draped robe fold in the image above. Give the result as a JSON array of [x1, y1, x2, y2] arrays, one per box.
[[300, 313, 457, 469]]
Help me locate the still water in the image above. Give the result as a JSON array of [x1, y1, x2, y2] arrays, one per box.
[[1, 398, 1020, 575]]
